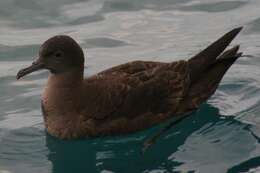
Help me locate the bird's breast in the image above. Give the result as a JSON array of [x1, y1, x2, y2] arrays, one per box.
[[41, 84, 90, 138]]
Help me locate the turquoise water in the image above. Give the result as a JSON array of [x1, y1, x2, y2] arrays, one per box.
[[1, 0, 260, 172]]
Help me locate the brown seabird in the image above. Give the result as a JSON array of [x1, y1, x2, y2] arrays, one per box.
[[16, 27, 243, 139]]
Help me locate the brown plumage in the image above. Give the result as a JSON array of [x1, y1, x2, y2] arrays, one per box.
[[16, 27, 243, 139]]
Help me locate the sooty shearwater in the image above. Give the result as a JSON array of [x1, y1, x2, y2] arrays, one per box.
[[16, 27, 243, 139]]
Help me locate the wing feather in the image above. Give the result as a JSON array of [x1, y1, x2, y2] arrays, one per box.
[[83, 60, 190, 120]]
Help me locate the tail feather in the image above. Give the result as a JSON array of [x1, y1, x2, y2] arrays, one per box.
[[188, 27, 243, 83], [203, 46, 241, 88], [216, 45, 241, 61], [178, 45, 242, 112]]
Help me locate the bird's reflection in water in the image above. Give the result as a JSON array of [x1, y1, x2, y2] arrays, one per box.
[[46, 104, 254, 173]]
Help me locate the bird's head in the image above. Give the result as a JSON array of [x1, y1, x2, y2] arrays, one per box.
[[16, 35, 84, 79]]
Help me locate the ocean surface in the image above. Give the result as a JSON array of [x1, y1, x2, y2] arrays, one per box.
[[0, 0, 260, 172]]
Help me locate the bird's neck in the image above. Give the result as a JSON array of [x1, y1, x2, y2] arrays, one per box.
[[41, 68, 84, 117], [46, 68, 84, 88]]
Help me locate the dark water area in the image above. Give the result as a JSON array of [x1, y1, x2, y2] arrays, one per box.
[[1, 0, 260, 172]]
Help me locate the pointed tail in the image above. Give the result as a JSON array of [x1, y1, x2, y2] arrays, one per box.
[[188, 27, 243, 83], [178, 45, 243, 112]]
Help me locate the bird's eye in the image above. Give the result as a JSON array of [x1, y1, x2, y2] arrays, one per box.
[[55, 51, 62, 57]]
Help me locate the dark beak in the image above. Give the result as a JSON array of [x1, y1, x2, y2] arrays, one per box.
[[16, 58, 45, 80]]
